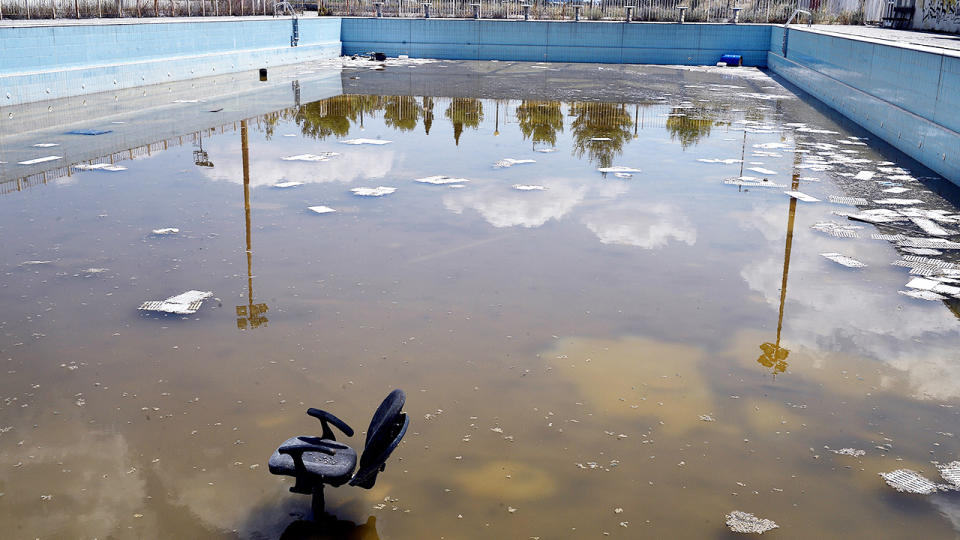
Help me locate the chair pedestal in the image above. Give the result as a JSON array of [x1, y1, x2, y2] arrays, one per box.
[[311, 486, 326, 517]]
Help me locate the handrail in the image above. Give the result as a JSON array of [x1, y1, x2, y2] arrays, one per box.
[[274, 0, 297, 17], [784, 8, 812, 26]]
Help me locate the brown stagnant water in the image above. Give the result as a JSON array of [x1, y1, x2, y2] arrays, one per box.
[[2, 61, 960, 539]]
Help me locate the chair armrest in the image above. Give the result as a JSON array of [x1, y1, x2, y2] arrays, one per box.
[[307, 408, 355, 440]]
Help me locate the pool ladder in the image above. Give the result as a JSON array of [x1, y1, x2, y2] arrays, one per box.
[[781, 1, 812, 57], [274, 1, 300, 47]]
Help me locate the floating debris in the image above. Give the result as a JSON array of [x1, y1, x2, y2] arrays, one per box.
[[879, 469, 941, 494], [613, 173, 633, 179], [33, 143, 59, 148], [872, 233, 907, 241], [883, 186, 911, 194], [281, 153, 339, 161], [874, 198, 924, 206], [73, 163, 127, 172], [898, 289, 948, 301], [725, 511, 778, 534], [597, 166, 641, 173], [810, 221, 861, 238], [308, 206, 336, 214], [534, 148, 557, 153], [18, 155, 62, 165], [590, 137, 612, 141], [495, 158, 536, 168], [21, 260, 52, 265], [845, 209, 908, 224], [414, 175, 469, 185], [698, 158, 742, 164], [903, 248, 943, 256], [821, 253, 866, 268], [340, 139, 392, 145], [899, 238, 960, 250], [747, 167, 777, 175], [351, 186, 396, 197], [831, 448, 865, 457], [828, 195, 868, 206], [723, 177, 784, 188], [699, 414, 716, 422], [753, 142, 790, 149], [906, 277, 960, 296], [938, 461, 960, 489], [139, 290, 213, 315], [151, 228, 179, 235], [512, 184, 546, 191], [785, 191, 820, 202], [909, 217, 954, 237], [273, 181, 304, 188]]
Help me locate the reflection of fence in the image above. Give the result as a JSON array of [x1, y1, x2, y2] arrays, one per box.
[[1, 125, 237, 196], [1, 0, 868, 23]]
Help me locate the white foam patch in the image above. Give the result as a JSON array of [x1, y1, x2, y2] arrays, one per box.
[[415, 175, 470, 185], [351, 186, 396, 197], [340, 138, 392, 145], [494, 158, 536, 168]]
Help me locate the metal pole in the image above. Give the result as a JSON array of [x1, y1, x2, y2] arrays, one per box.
[[75, 0, 80, 17]]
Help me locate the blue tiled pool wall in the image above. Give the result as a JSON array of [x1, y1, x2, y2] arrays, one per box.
[[340, 19, 772, 67], [768, 26, 960, 183], [2, 18, 957, 183], [0, 18, 342, 106]]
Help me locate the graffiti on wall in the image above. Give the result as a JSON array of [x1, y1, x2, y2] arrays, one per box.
[[915, 0, 960, 31]]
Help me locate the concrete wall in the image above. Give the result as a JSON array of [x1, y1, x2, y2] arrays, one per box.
[[912, 0, 960, 33], [341, 18, 771, 67], [768, 26, 960, 182], [0, 17, 341, 106]]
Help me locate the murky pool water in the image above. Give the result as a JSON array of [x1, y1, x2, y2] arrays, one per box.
[[2, 60, 960, 539]]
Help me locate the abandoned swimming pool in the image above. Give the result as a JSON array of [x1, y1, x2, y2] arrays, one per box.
[[1, 59, 960, 538]]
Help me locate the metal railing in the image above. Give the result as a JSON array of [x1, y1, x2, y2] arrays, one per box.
[[0, 0, 871, 23]]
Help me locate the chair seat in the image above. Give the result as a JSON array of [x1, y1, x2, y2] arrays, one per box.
[[269, 437, 358, 485]]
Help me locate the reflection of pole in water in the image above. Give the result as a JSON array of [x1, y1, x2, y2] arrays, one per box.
[[494, 101, 500, 136], [758, 139, 802, 376], [236, 120, 269, 330]]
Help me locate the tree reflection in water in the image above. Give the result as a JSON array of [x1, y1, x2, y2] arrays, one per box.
[[383, 96, 422, 132], [445, 98, 484, 145], [569, 102, 633, 168], [516, 101, 564, 147], [665, 106, 716, 149]]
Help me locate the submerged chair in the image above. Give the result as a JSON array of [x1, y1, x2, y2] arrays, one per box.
[[268, 389, 409, 515]]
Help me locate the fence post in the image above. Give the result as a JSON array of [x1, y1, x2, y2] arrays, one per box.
[[522, 2, 529, 19], [75, 0, 80, 17], [625, 4, 633, 21]]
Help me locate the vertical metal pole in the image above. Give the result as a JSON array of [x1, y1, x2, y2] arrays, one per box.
[[75, 0, 80, 17]]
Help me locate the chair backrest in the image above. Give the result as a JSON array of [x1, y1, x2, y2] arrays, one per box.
[[349, 389, 408, 489]]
